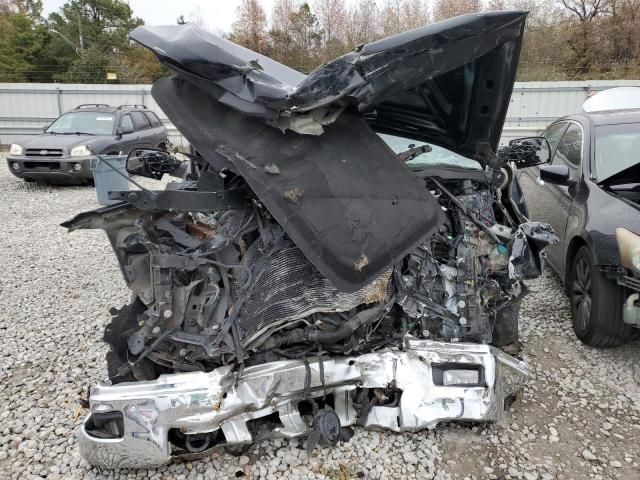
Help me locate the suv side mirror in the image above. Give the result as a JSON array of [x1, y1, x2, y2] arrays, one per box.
[[500, 137, 551, 169], [120, 124, 134, 135], [126, 148, 182, 179], [539, 165, 577, 187]]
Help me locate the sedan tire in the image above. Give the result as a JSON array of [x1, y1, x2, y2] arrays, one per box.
[[569, 246, 632, 347]]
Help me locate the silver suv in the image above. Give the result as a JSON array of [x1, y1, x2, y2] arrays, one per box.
[[7, 104, 168, 185]]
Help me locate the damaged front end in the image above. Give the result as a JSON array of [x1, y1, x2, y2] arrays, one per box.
[[63, 11, 558, 469], [79, 339, 527, 469]]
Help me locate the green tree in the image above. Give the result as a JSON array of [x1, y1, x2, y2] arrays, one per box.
[[113, 45, 167, 83], [0, 0, 50, 82], [229, 0, 269, 54], [288, 2, 322, 72], [46, 0, 143, 83]]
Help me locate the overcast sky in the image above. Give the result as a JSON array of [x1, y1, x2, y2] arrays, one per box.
[[42, 0, 277, 34]]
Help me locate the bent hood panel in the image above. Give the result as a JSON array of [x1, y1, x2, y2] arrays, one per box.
[[131, 11, 526, 163], [152, 76, 445, 292]]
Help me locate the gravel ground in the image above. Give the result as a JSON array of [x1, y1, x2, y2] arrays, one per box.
[[1, 161, 639, 480]]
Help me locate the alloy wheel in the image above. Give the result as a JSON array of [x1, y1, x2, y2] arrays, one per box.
[[572, 256, 592, 332]]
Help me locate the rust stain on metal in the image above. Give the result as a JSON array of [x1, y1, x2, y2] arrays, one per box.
[[362, 271, 391, 303], [186, 220, 218, 240]]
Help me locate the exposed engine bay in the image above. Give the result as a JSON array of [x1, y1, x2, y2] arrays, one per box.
[[74, 173, 549, 371], [61, 11, 558, 469]]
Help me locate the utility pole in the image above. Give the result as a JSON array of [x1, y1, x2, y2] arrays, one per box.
[[78, 15, 84, 50], [77, 1, 84, 51]]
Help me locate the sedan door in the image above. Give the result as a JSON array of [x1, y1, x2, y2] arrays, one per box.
[[517, 121, 583, 269]]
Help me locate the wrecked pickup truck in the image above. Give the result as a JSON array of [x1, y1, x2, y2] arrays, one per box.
[[62, 11, 558, 469]]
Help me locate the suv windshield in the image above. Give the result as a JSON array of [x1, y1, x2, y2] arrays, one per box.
[[379, 134, 481, 170], [46, 111, 115, 135], [595, 122, 640, 181]]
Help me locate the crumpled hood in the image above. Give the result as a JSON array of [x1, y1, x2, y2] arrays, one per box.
[[122, 12, 528, 292], [130, 11, 527, 165], [150, 75, 445, 292]]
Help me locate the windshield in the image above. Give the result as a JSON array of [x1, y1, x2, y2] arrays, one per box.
[[46, 111, 115, 135], [379, 134, 481, 170], [595, 123, 640, 181]]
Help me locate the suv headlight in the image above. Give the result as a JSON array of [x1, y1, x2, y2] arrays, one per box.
[[9, 144, 23, 156], [70, 145, 91, 157], [616, 228, 640, 273]]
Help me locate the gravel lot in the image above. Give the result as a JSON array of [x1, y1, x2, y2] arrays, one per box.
[[1, 161, 639, 480]]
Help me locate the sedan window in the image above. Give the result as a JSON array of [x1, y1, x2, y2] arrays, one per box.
[[544, 122, 569, 154], [553, 123, 582, 176], [595, 123, 640, 181]]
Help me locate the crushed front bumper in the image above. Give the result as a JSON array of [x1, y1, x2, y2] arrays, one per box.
[[78, 338, 528, 469]]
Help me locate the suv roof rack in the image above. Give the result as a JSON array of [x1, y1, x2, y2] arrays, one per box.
[[75, 103, 111, 109], [116, 104, 147, 110]]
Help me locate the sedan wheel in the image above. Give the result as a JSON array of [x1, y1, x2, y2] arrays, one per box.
[[569, 246, 631, 347], [572, 256, 592, 332]]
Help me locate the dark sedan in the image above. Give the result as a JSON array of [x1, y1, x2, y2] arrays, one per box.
[[514, 109, 640, 346]]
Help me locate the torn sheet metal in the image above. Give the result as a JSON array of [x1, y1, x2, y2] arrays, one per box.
[[78, 338, 528, 469], [130, 11, 526, 164], [151, 75, 445, 293], [509, 222, 558, 279]]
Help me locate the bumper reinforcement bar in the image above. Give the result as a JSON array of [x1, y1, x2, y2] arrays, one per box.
[[78, 338, 528, 468]]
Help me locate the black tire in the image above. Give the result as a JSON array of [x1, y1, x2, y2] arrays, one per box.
[[569, 246, 632, 347]]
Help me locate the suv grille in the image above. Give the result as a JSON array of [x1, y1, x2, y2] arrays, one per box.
[[24, 162, 60, 170], [24, 148, 64, 157]]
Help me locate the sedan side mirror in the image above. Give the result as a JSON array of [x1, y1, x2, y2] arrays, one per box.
[[500, 137, 551, 169], [126, 148, 182, 180], [42, 124, 50, 132], [539, 165, 577, 187]]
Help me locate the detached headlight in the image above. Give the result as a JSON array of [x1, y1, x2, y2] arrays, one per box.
[[70, 145, 91, 157], [616, 228, 640, 273], [9, 144, 23, 156]]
